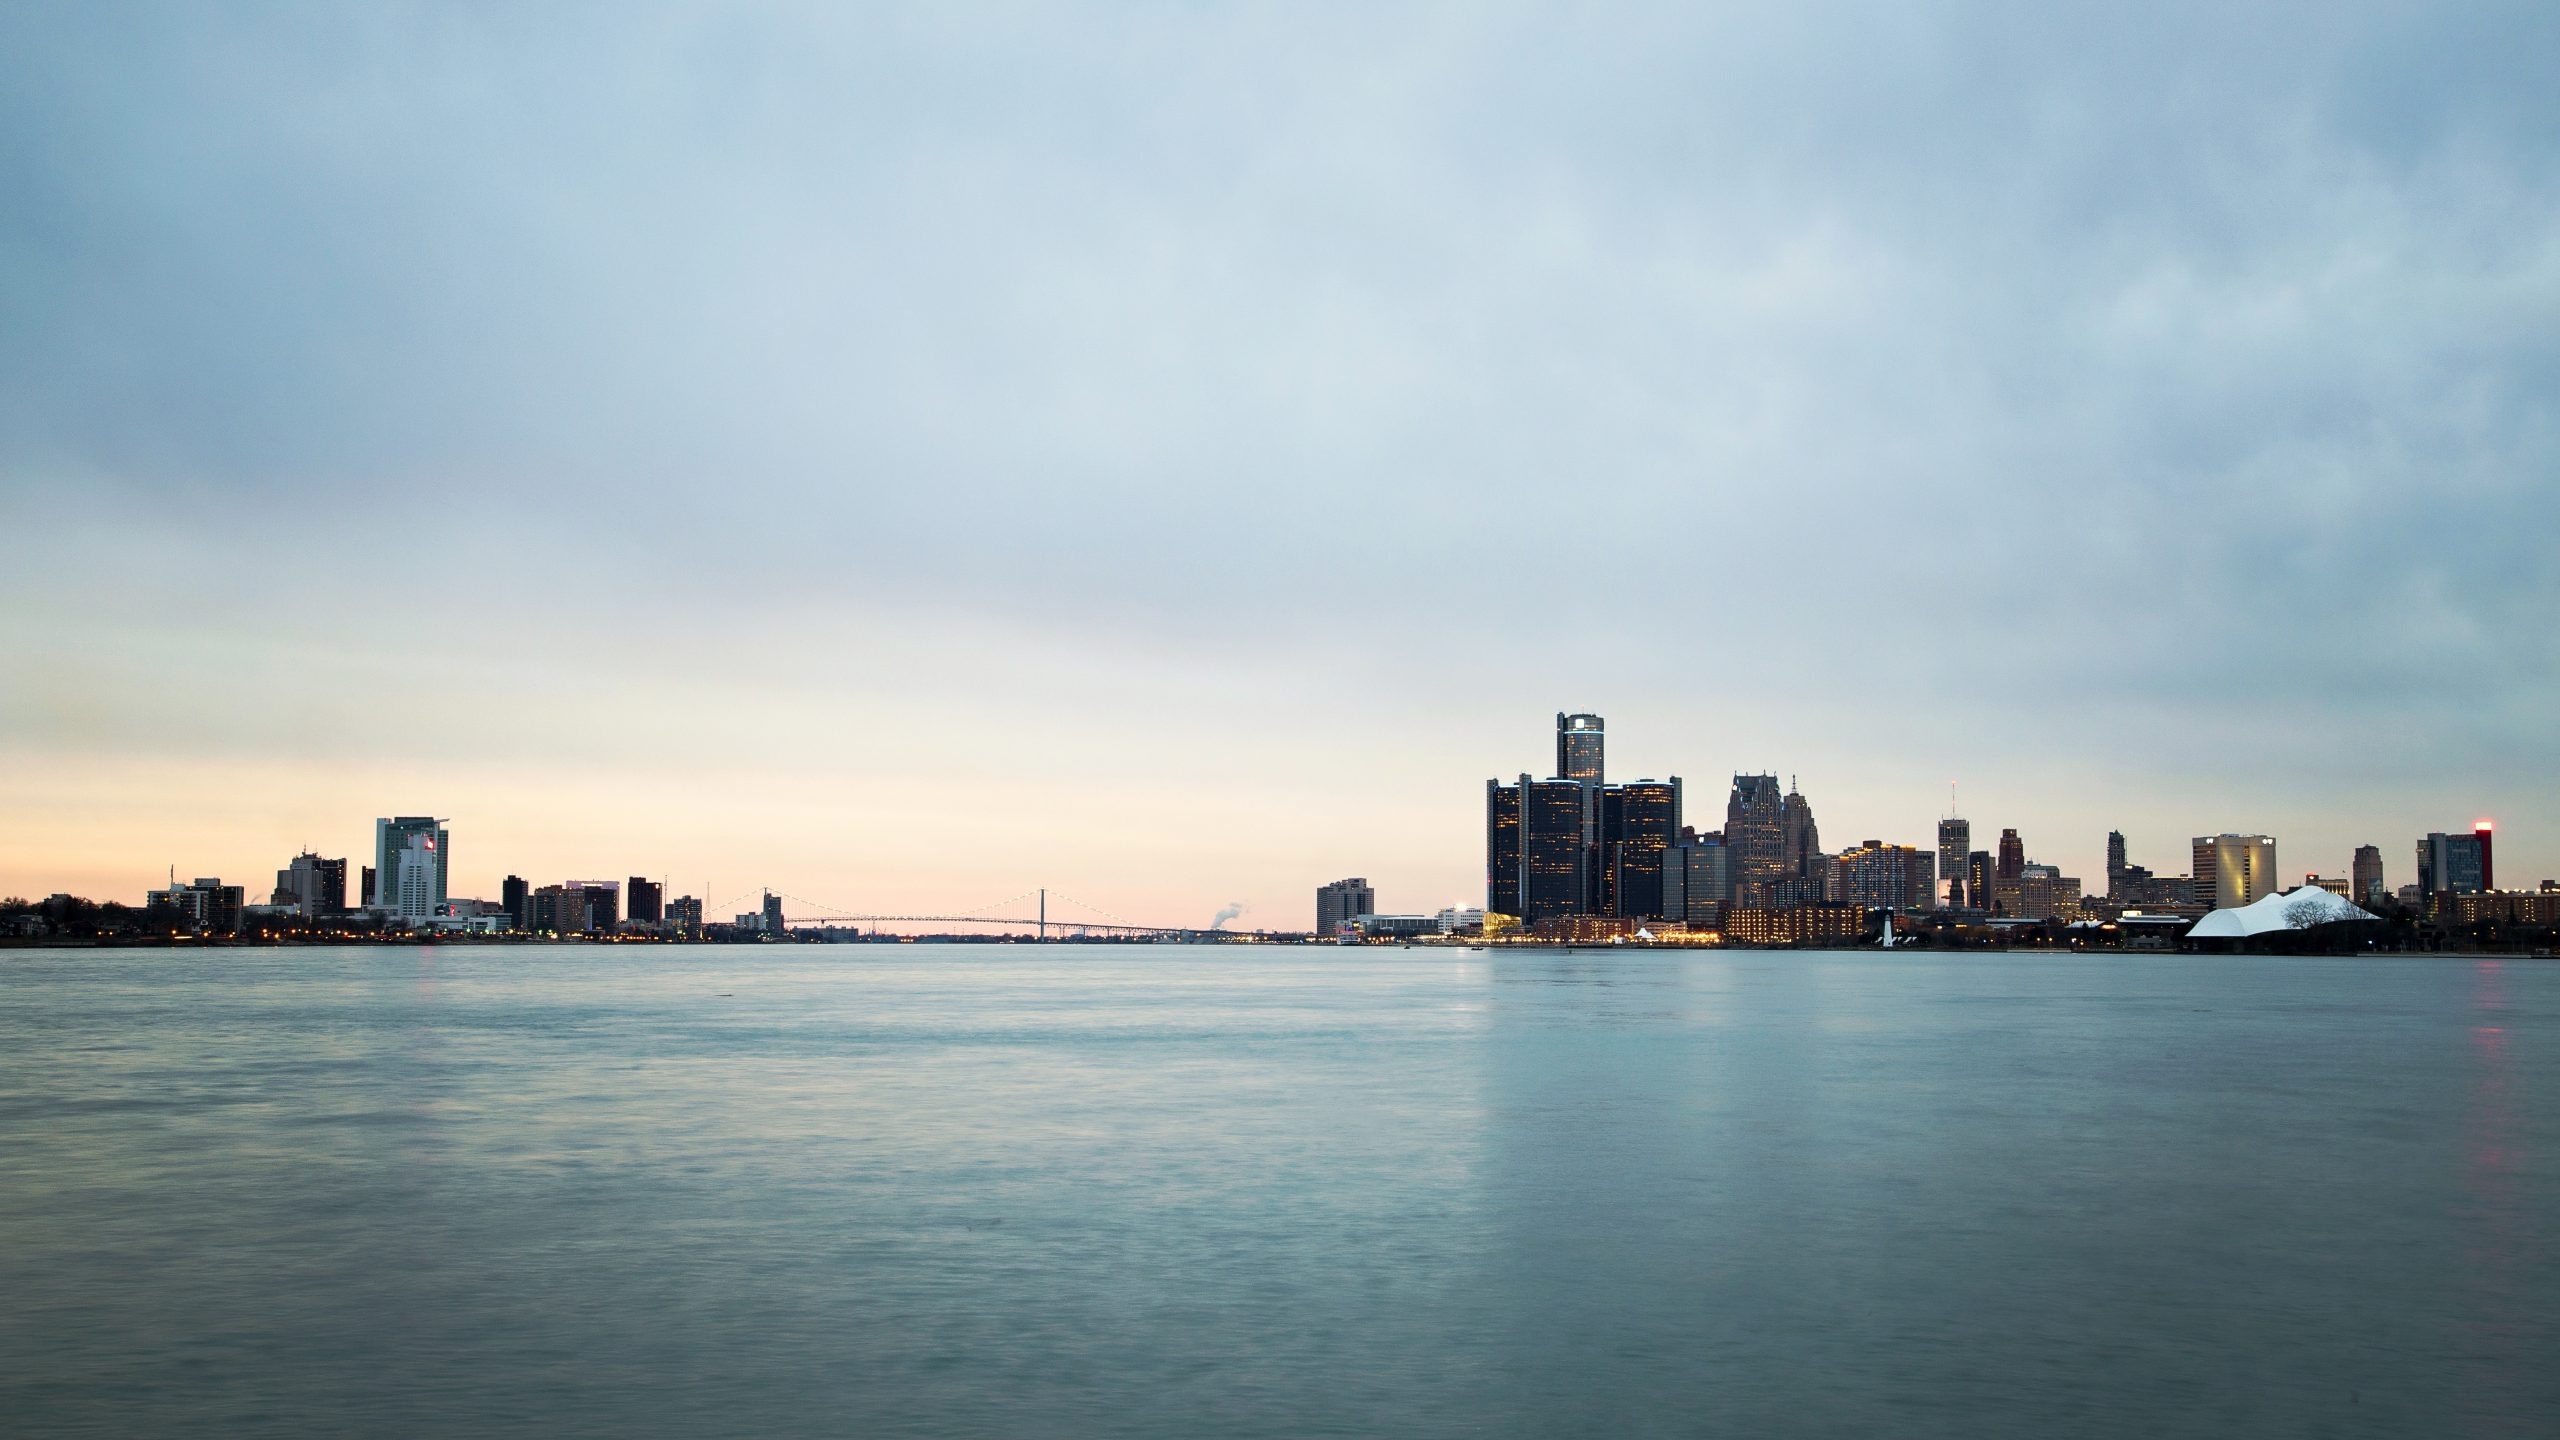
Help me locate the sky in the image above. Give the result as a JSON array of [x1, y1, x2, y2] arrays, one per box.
[[3, 2, 2556, 926]]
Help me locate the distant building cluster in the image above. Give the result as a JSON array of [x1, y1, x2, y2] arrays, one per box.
[[1310, 712, 2545, 949], [12, 814, 813, 943]]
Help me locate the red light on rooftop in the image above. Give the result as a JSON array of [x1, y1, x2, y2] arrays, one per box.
[[2475, 819, 2494, 833]]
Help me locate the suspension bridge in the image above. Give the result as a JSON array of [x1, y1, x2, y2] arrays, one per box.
[[704, 887, 1272, 941]]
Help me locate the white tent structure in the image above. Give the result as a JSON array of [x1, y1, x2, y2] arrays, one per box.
[[2187, 886, 2378, 939]]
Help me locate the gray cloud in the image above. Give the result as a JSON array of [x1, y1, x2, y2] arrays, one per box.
[[3, 2, 2555, 888]]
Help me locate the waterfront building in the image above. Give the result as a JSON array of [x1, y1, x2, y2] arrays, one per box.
[[383, 835, 445, 923], [1661, 833, 1732, 928], [1434, 906, 1485, 935], [1937, 817, 1970, 909], [1555, 713, 1605, 786], [1525, 914, 1657, 943], [667, 895, 704, 939], [528, 884, 574, 933], [1996, 829, 2025, 882], [1316, 877, 1377, 937], [1723, 904, 1867, 947], [1603, 778, 1682, 919], [627, 877, 663, 925], [360, 865, 376, 906], [567, 880, 620, 932], [373, 818, 448, 915], [501, 875, 529, 931], [1966, 851, 1994, 913], [270, 852, 346, 917], [2416, 825, 2494, 897], [1725, 775, 1785, 906], [148, 877, 245, 932], [1486, 781, 1522, 918], [2106, 831, 2129, 899], [2193, 834, 2279, 911], [1832, 841, 1936, 910], [2351, 845, 2385, 906], [2445, 891, 2560, 926], [1519, 776, 1595, 921], [1351, 913, 1441, 940], [762, 891, 787, 937]]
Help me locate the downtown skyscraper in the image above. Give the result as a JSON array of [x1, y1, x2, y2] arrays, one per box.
[[1487, 714, 1680, 923]]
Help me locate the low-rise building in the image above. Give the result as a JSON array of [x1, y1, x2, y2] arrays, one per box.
[[1722, 904, 1867, 947]]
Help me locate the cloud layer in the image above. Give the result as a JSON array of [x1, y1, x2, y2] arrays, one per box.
[[5, 3, 2555, 912]]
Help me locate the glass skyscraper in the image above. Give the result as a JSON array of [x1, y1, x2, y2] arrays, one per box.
[[373, 817, 448, 921], [1486, 781, 1522, 918], [1518, 777, 1593, 921], [1936, 817, 1970, 908], [1555, 713, 1605, 786], [1603, 779, 1682, 919]]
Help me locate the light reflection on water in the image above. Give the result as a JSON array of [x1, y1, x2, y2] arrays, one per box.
[[1, 944, 2553, 1438]]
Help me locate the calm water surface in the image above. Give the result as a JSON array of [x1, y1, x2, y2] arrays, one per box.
[[1, 944, 2553, 1437]]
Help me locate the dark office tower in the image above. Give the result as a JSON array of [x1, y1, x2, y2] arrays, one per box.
[[1937, 818, 1970, 909], [570, 880, 620, 932], [1997, 829, 2025, 880], [2106, 831, 2129, 899], [1662, 833, 1732, 926], [1780, 781, 1821, 883], [1555, 714, 1605, 786], [501, 875, 529, 931], [2351, 846, 2385, 906], [361, 865, 377, 906], [1316, 877, 1376, 936], [1486, 780, 1524, 917], [1725, 775, 1785, 906], [1519, 776, 1595, 921], [2416, 827, 2493, 897], [627, 877, 663, 924], [1604, 779, 1683, 919], [1967, 851, 1995, 913], [762, 891, 787, 937]]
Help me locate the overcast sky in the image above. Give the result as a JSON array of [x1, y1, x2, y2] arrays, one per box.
[[4, 2, 2555, 922]]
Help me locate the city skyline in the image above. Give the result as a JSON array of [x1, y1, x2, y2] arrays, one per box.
[[6, 716, 2536, 933], [3, 6, 2554, 916]]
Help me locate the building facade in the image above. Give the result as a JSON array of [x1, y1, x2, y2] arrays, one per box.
[[1660, 834, 1732, 928], [1518, 777, 1595, 922], [1725, 775, 1785, 906], [1937, 818, 1970, 909], [1603, 778, 1682, 919], [1832, 841, 1936, 910], [2193, 834, 2279, 911], [1723, 904, 1867, 947], [667, 895, 704, 939], [1486, 780, 1522, 918], [627, 878, 664, 924], [270, 852, 346, 917], [373, 817, 448, 916], [385, 834, 444, 923], [1555, 713, 1605, 785], [2351, 845, 2385, 906], [2416, 826, 2494, 898], [1316, 877, 1377, 936]]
